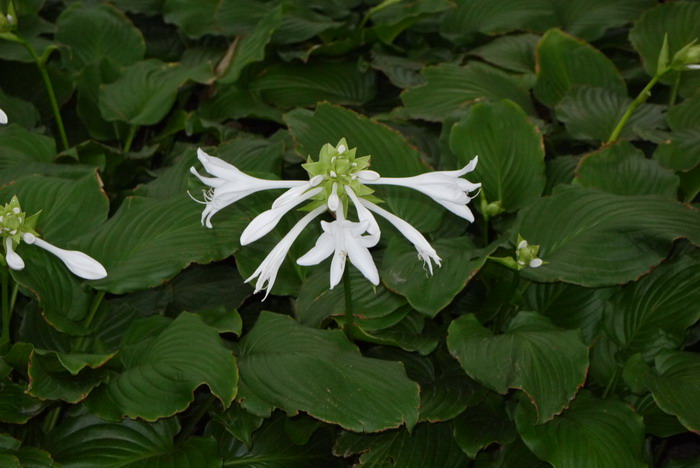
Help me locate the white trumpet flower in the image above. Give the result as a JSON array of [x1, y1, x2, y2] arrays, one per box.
[[22, 234, 107, 280]]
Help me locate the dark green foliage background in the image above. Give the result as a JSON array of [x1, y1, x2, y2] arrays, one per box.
[[0, 0, 699, 466]]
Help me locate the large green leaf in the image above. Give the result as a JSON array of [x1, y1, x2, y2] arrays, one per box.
[[624, 351, 700, 433], [85, 312, 237, 420], [576, 140, 679, 197], [453, 395, 516, 459], [80, 193, 248, 294], [285, 103, 442, 231], [604, 253, 700, 360], [218, 6, 283, 84], [99, 59, 209, 125], [334, 423, 469, 468], [163, 0, 266, 38], [534, 29, 626, 108], [0, 125, 55, 183], [447, 312, 588, 423], [381, 237, 489, 317], [0, 381, 45, 424], [630, 2, 700, 95], [470, 34, 539, 74], [55, 2, 145, 72], [667, 93, 700, 130], [654, 128, 700, 172], [237, 312, 420, 432], [556, 86, 665, 142], [515, 391, 646, 468], [449, 100, 546, 211], [0, 434, 58, 468], [251, 62, 376, 109], [401, 63, 534, 121], [46, 414, 221, 467], [517, 185, 700, 286]]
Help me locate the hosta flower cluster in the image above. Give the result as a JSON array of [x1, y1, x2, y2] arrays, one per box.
[[191, 139, 480, 295], [0, 196, 107, 280]]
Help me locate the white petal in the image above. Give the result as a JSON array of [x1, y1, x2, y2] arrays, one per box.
[[328, 182, 339, 212], [197, 148, 248, 181], [529, 258, 543, 268], [517, 240, 528, 250], [346, 237, 379, 285], [4, 238, 24, 270], [345, 186, 380, 246], [356, 170, 380, 181], [435, 199, 475, 223], [329, 248, 347, 289], [297, 232, 335, 265], [0, 108, 7, 125], [32, 238, 107, 280]]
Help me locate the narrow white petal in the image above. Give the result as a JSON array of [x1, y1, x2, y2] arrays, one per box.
[[328, 182, 339, 212], [529, 258, 543, 268], [0, 108, 7, 125], [240, 187, 322, 245], [245, 206, 325, 298], [356, 170, 380, 181], [4, 238, 24, 270], [345, 186, 380, 246], [517, 240, 528, 250], [346, 237, 379, 285], [297, 232, 335, 266], [329, 249, 346, 289], [435, 199, 475, 222], [31, 238, 107, 280]]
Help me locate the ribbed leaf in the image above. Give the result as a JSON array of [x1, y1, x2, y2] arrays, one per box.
[[605, 253, 700, 360], [517, 185, 700, 286], [576, 140, 679, 197], [237, 312, 420, 432], [163, 0, 265, 38], [449, 100, 546, 211], [447, 312, 588, 423], [624, 352, 700, 433], [55, 2, 145, 71], [515, 391, 646, 468], [81, 193, 248, 294], [46, 414, 221, 467], [251, 62, 376, 108], [667, 93, 700, 130], [470, 34, 539, 74], [556, 86, 665, 142], [534, 29, 625, 108], [0, 434, 58, 468], [0, 125, 55, 183], [453, 395, 516, 459], [0, 381, 45, 424], [654, 128, 700, 172], [401, 63, 534, 121], [85, 312, 237, 420]]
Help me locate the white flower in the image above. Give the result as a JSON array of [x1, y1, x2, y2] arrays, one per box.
[[0, 108, 7, 125], [4, 237, 24, 270], [246, 206, 326, 298], [20, 233, 107, 279], [515, 237, 543, 269], [356, 197, 442, 274], [297, 207, 379, 289], [360, 156, 480, 222], [190, 148, 309, 228]]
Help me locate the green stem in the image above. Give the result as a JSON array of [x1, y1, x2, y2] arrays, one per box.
[[1, 268, 9, 348], [343, 268, 353, 333], [20, 39, 69, 151], [123, 125, 138, 153], [41, 406, 62, 434], [74, 291, 105, 352], [668, 72, 681, 106], [9, 283, 18, 314], [608, 74, 662, 143]]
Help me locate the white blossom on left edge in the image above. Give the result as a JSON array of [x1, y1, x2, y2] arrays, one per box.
[[0, 108, 7, 124], [0, 196, 107, 280]]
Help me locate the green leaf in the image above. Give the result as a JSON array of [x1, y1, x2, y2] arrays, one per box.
[[654, 128, 700, 172], [556, 86, 665, 142], [210, 402, 263, 448], [517, 185, 700, 286], [401, 63, 535, 121], [667, 92, 700, 130], [0, 125, 55, 183], [453, 395, 516, 459], [604, 253, 700, 360], [295, 266, 405, 327], [447, 312, 589, 423], [251, 62, 376, 109], [630, 2, 700, 95], [208, 415, 337, 467], [237, 312, 420, 432], [169, 264, 251, 315], [449, 100, 546, 211], [86, 312, 237, 420], [470, 33, 539, 74], [381, 237, 488, 317], [27, 349, 114, 403], [534, 29, 626, 108], [334, 422, 469, 468], [81, 193, 248, 294], [285, 103, 442, 231], [0, 381, 45, 424], [576, 140, 679, 197], [46, 414, 221, 467], [0, 434, 58, 468], [623, 351, 700, 433], [515, 391, 646, 468], [55, 2, 145, 71], [163, 0, 266, 38], [99, 59, 207, 125], [219, 5, 283, 84]]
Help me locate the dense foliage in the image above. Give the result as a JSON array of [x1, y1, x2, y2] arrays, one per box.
[[0, 0, 699, 466]]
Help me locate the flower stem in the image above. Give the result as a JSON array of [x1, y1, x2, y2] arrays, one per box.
[[343, 268, 354, 334], [668, 72, 681, 106], [74, 290, 105, 352], [19, 39, 69, 151], [1, 267, 10, 348], [607, 74, 662, 143], [123, 125, 138, 153]]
